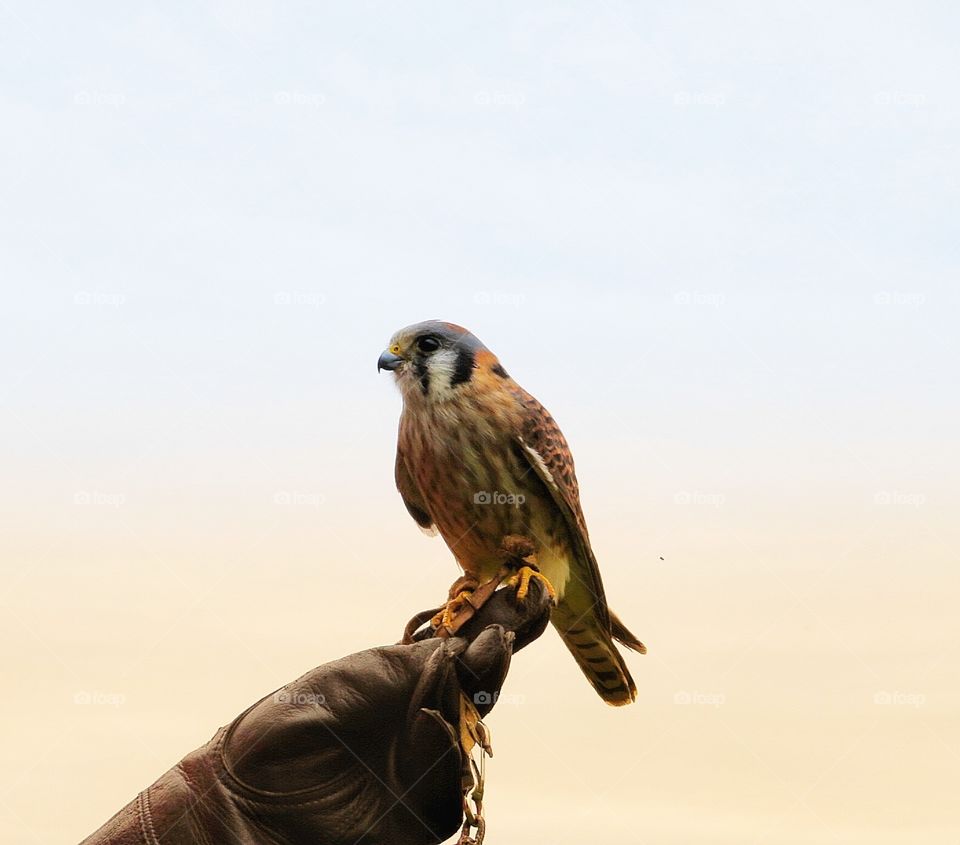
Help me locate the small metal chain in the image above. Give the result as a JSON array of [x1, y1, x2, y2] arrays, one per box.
[[457, 742, 487, 844], [457, 702, 492, 845]]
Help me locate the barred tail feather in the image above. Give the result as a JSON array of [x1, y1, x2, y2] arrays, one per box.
[[554, 612, 638, 706]]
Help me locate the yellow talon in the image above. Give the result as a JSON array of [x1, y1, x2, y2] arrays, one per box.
[[504, 565, 556, 605], [431, 589, 475, 632]]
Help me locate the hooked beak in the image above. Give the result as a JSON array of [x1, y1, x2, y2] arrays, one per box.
[[377, 350, 404, 372]]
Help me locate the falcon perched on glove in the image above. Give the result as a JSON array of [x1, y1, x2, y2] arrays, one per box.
[[379, 320, 645, 705]]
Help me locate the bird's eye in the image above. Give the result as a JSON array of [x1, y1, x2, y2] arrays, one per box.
[[416, 336, 441, 353]]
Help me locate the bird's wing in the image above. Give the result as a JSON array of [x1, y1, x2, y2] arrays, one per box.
[[512, 387, 643, 705], [395, 441, 437, 535], [510, 387, 610, 627]]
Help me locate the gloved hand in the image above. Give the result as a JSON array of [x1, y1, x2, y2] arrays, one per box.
[[81, 583, 551, 845]]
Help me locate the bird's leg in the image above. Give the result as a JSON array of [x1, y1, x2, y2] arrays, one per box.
[[503, 563, 556, 605], [431, 574, 481, 633], [447, 574, 481, 600], [499, 535, 557, 606]]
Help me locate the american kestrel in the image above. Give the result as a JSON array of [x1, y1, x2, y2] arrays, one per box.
[[378, 320, 645, 705]]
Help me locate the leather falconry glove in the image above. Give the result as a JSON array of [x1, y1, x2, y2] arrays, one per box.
[[81, 582, 551, 845]]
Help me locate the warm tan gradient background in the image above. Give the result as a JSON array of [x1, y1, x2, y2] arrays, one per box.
[[2, 4, 959, 844]]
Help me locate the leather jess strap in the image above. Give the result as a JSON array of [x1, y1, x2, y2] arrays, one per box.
[[402, 566, 512, 644]]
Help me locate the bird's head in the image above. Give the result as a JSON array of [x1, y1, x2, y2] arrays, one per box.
[[378, 320, 508, 402]]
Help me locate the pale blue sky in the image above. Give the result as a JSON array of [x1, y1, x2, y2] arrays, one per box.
[[3, 3, 957, 421], [2, 2, 956, 520]]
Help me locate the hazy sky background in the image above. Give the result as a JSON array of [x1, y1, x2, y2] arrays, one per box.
[[1, 3, 958, 843]]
